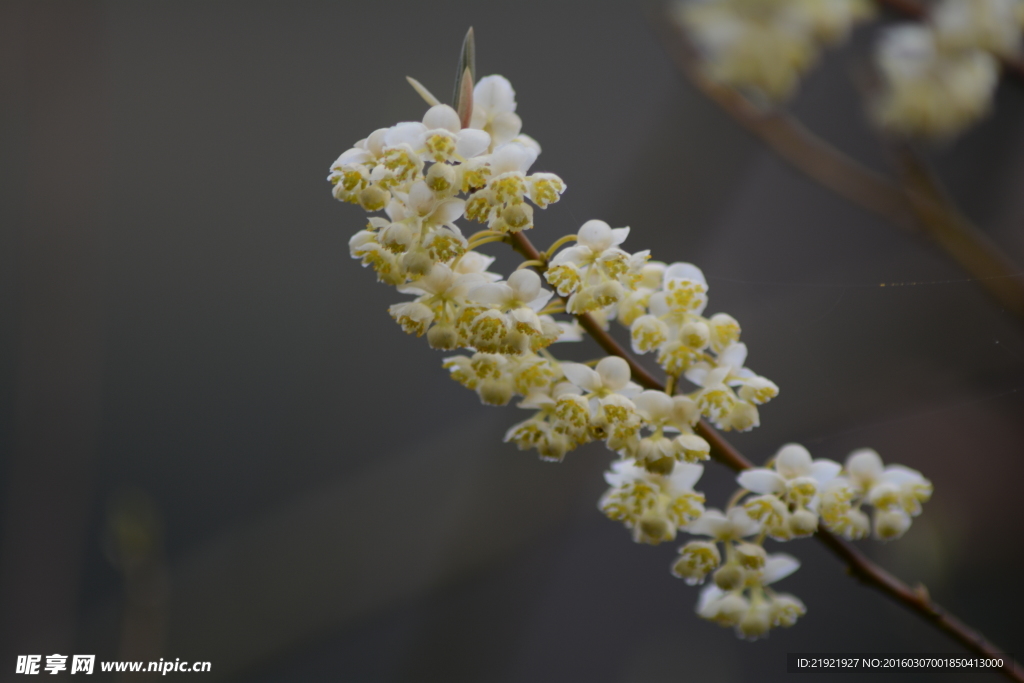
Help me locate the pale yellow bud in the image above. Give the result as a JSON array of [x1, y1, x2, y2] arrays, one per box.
[[714, 564, 745, 591], [427, 323, 460, 350], [426, 162, 457, 193], [737, 603, 772, 640], [358, 185, 389, 212], [788, 508, 818, 537]]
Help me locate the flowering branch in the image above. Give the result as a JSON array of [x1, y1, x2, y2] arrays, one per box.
[[326, 29, 1017, 678], [649, 6, 1024, 321], [875, 0, 1024, 83], [511, 229, 1024, 683]]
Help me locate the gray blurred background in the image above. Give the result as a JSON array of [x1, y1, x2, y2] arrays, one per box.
[[1, 1, 1022, 681]]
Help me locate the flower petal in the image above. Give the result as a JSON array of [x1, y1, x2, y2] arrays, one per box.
[[687, 509, 729, 537], [663, 262, 706, 286], [847, 449, 884, 483], [718, 343, 748, 370], [560, 362, 602, 392], [737, 469, 786, 495], [578, 220, 614, 251], [428, 198, 466, 225], [455, 129, 491, 158], [422, 104, 461, 133], [473, 75, 517, 114], [775, 444, 813, 479], [468, 283, 514, 306], [489, 111, 522, 146], [596, 356, 631, 391], [384, 121, 427, 148], [507, 268, 542, 302], [634, 390, 674, 421], [669, 462, 704, 491], [762, 553, 801, 585], [809, 459, 843, 486]]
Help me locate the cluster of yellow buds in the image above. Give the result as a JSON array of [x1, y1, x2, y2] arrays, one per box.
[[672, 0, 874, 101], [326, 44, 933, 640]]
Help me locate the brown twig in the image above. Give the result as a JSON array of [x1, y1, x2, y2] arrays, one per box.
[[874, 0, 1024, 85], [649, 9, 1024, 320], [508, 229, 1022, 682], [892, 146, 1024, 316]]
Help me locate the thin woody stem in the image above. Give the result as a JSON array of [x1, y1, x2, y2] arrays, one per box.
[[648, 7, 1024, 321], [508, 228, 1023, 683], [874, 0, 1024, 85]]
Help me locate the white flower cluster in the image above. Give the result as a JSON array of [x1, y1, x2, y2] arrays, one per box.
[[661, 443, 932, 639], [673, 0, 873, 101], [329, 63, 933, 642], [874, 0, 1023, 138]]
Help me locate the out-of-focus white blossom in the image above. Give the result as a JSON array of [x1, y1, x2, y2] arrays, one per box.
[[673, 0, 873, 102], [932, 0, 1023, 56], [873, 24, 999, 139]]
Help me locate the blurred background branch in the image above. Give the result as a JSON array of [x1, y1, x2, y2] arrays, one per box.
[[650, 6, 1024, 320]]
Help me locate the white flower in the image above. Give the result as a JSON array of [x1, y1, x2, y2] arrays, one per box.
[[687, 506, 761, 541], [650, 262, 709, 317], [470, 75, 523, 148], [600, 458, 706, 544], [386, 105, 492, 164], [696, 552, 802, 638], [673, 540, 722, 585], [453, 251, 502, 281], [463, 142, 564, 232], [873, 24, 999, 138], [550, 220, 631, 268], [398, 263, 486, 306], [560, 356, 641, 399], [845, 449, 932, 511], [932, 0, 1022, 56], [737, 443, 842, 508], [469, 269, 553, 313]]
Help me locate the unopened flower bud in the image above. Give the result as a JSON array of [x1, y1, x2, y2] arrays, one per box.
[[699, 591, 748, 626], [358, 186, 389, 212], [501, 203, 533, 232], [714, 564, 745, 591], [427, 323, 459, 350], [788, 508, 818, 537], [737, 603, 772, 640], [478, 379, 513, 406], [644, 455, 676, 476], [873, 508, 911, 541], [634, 512, 675, 545], [426, 162, 457, 192], [723, 401, 759, 432]]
